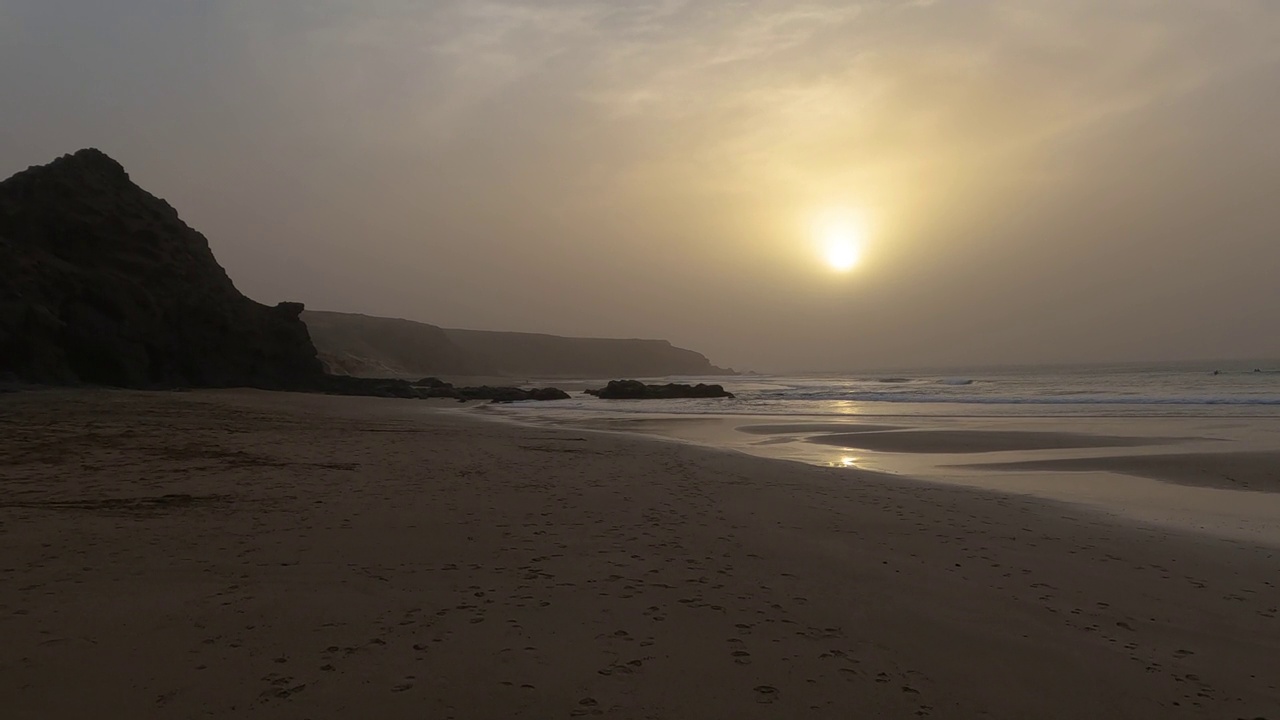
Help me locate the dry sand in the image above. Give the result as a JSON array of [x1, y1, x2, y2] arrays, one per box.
[[1, 389, 1277, 719]]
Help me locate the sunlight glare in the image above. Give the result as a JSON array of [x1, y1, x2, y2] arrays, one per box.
[[825, 240, 860, 272], [814, 210, 868, 273]]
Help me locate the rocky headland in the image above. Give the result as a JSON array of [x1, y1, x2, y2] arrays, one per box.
[[303, 310, 735, 380], [0, 149, 323, 389], [0, 150, 733, 402]]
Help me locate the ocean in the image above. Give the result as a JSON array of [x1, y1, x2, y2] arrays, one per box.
[[482, 360, 1280, 546], [497, 360, 1280, 420]]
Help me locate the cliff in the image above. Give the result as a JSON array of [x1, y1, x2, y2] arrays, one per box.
[[0, 148, 730, 389], [0, 149, 324, 388], [303, 310, 482, 378], [302, 310, 733, 379], [443, 328, 732, 378]]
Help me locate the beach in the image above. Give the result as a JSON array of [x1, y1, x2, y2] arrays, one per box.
[[2, 389, 1278, 718], [499, 402, 1280, 548]]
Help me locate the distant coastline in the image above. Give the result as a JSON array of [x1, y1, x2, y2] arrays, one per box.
[[303, 309, 735, 380], [0, 150, 733, 391]]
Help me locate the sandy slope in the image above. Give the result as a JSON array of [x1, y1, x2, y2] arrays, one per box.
[[1, 389, 1277, 719]]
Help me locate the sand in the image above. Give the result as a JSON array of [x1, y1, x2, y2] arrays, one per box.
[[1, 389, 1278, 719], [804, 428, 1183, 454], [960, 451, 1280, 493], [735, 423, 904, 435]]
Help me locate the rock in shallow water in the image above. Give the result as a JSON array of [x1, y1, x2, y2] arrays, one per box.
[[585, 379, 734, 399], [322, 377, 569, 402]]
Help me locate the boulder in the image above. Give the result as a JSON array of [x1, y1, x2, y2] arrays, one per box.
[[314, 375, 420, 399], [454, 386, 567, 403], [527, 387, 571, 401], [585, 380, 735, 399], [458, 386, 529, 403], [420, 385, 464, 399]]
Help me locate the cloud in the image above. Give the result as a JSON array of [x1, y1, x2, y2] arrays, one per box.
[[210, 0, 1279, 178], [5, 0, 1280, 368]]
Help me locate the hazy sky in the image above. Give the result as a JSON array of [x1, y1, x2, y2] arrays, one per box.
[[3, 1, 1280, 371]]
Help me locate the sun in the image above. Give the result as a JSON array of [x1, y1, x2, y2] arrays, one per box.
[[814, 210, 867, 272], [824, 237, 861, 272]]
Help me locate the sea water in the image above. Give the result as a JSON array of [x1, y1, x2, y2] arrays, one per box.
[[484, 360, 1280, 545], [498, 360, 1280, 420]]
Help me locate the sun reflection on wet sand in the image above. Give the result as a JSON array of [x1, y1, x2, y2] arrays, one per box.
[[484, 406, 1280, 547]]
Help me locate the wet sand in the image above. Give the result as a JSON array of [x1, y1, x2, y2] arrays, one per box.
[[524, 414, 1280, 542], [1, 389, 1278, 719], [804, 428, 1181, 454], [961, 450, 1280, 493], [735, 422, 903, 435]]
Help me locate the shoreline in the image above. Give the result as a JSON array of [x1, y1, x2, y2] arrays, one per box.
[[957, 450, 1280, 493], [484, 405, 1280, 547], [2, 389, 1278, 718]]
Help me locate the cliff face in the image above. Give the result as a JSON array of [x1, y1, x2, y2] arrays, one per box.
[[302, 310, 482, 378], [443, 328, 732, 378], [302, 310, 732, 379], [0, 149, 323, 388], [0, 148, 729, 388]]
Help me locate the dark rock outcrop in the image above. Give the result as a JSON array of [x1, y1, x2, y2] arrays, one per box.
[[316, 375, 422, 399], [526, 387, 572, 401], [315, 375, 568, 403], [457, 386, 566, 403], [0, 148, 725, 400], [0, 149, 324, 388], [302, 309, 734, 379], [585, 380, 735, 399]]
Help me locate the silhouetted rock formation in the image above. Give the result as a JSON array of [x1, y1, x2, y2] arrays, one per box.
[[585, 380, 735, 399], [0, 370, 20, 392], [317, 375, 422, 399], [457, 386, 571, 403], [0, 149, 323, 388], [0, 149, 722, 399], [302, 310, 734, 379], [526, 387, 573, 401], [407, 377, 570, 403], [315, 375, 568, 402]]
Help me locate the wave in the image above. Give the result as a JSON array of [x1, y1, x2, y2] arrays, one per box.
[[491, 369, 1280, 420]]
